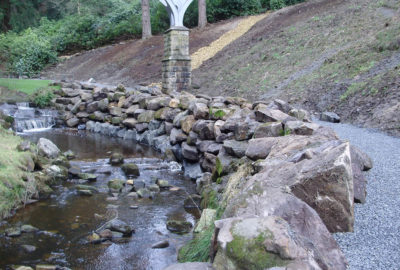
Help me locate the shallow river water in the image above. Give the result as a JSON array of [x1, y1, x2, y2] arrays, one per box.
[[0, 129, 198, 270]]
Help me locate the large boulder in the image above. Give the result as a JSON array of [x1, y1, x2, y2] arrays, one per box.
[[105, 219, 134, 236], [223, 140, 248, 158], [320, 111, 341, 123], [182, 142, 200, 162], [192, 120, 215, 140], [255, 105, 291, 122], [37, 138, 60, 159], [245, 137, 279, 160]]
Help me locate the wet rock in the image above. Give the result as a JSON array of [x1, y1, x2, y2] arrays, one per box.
[[98, 98, 109, 112], [156, 179, 170, 188], [21, 225, 39, 233], [127, 192, 139, 199], [64, 150, 76, 160], [15, 266, 34, 270], [320, 111, 341, 123], [170, 128, 187, 145], [6, 227, 21, 237], [173, 110, 188, 128], [187, 131, 199, 146], [166, 220, 193, 234], [132, 180, 145, 191], [129, 205, 139, 209], [182, 142, 199, 162], [122, 118, 137, 128], [137, 188, 152, 199], [77, 190, 93, 196], [164, 263, 214, 270], [106, 219, 134, 236], [152, 240, 169, 249], [135, 123, 148, 133], [194, 209, 216, 233], [183, 160, 203, 180], [109, 153, 124, 165], [35, 265, 58, 270], [37, 138, 60, 159], [68, 166, 82, 177], [223, 140, 248, 158], [253, 122, 283, 138], [148, 184, 160, 193], [99, 229, 113, 239], [107, 179, 124, 192], [184, 194, 202, 209], [77, 173, 97, 181], [87, 232, 101, 244], [121, 163, 140, 177], [66, 117, 79, 127]]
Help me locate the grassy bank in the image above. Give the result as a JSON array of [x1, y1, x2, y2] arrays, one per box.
[[0, 78, 59, 105], [0, 127, 36, 218]]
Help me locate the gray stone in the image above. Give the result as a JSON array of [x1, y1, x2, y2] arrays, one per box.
[[121, 163, 140, 177], [66, 117, 79, 127], [192, 103, 209, 119], [107, 179, 124, 192], [147, 96, 171, 110], [245, 138, 279, 160], [137, 110, 155, 123], [137, 188, 152, 199], [253, 122, 283, 138], [183, 160, 203, 180], [152, 240, 170, 249], [37, 138, 60, 159], [182, 142, 199, 162], [194, 209, 217, 233], [156, 179, 170, 188], [98, 98, 109, 112], [77, 189, 93, 196], [21, 225, 39, 233], [320, 111, 341, 123], [255, 105, 291, 122], [105, 219, 134, 236], [166, 220, 193, 234], [164, 263, 214, 270], [192, 120, 215, 140], [21, 245, 36, 253], [122, 118, 137, 129], [350, 145, 373, 171], [223, 140, 248, 158], [284, 121, 319, 135], [6, 227, 21, 237], [184, 194, 201, 209], [170, 128, 187, 145], [109, 153, 124, 165], [173, 110, 188, 128]]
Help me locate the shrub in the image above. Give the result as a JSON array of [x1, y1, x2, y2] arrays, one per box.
[[270, 0, 286, 10], [31, 88, 55, 108]]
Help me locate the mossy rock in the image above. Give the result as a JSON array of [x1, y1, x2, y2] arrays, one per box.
[[121, 163, 140, 177], [77, 173, 97, 181], [107, 179, 124, 191], [109, 153, 124, 165], [167, 220, 193, 234]]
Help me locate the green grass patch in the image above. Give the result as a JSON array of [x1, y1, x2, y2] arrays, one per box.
[[178, 225, 214, 263], [0, 78, 56, 95], [0, 127, 35, 218]]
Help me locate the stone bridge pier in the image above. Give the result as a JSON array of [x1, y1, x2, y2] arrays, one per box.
[[160, 0, 193, 94]]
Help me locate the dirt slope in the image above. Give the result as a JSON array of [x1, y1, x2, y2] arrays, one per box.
[[43, 18, 241, 86]]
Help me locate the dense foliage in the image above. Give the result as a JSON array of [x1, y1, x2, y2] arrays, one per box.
[[0, 0, 305, 77]]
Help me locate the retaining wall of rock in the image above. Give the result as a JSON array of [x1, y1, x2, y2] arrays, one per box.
[[52, 81, 372, 270]]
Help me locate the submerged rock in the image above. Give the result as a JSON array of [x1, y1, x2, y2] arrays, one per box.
[[166, 220, 193, 234], [105, 219, 134, 236], [121, 163, 140, 177], [109, 153, 124, 165], [152, 240, 170, 249]]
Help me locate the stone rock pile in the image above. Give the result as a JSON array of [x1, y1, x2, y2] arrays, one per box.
[[52, 82, 372, 270]]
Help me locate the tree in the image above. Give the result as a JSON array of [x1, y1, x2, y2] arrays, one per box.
[[198, 0, 207, 29], [141, 0, 151, 39]]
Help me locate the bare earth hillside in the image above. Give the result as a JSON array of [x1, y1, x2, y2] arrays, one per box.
[[43, 0, 400, 136]]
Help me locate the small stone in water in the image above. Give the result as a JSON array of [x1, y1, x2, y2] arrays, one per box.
[[106, 205, 119, 209], [14, 266, 33, 270], [106, 197, 118, 201], [127, 192, 139, 199], [99, 229, 113, 239], [71, 223, 80, 230], [126, 179, 134, 185], [6, 227, 21, 237], [21, 244, 36, 253], [129, 205, 139, 209], [169, 187, 180, 192], [151, 240, 169, 249], [35, 264, 58, 270], [21, 224, 39, 233]]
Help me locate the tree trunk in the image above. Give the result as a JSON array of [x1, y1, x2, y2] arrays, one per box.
[[141, 0, 151, 39], [198, 0, 207, 29], [0, 0, 11, 32]]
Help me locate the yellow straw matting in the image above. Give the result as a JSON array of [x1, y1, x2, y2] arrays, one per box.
[[191, 12, 269, 70]]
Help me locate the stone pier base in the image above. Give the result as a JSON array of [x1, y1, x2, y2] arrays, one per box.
[[162, 27, 191, 94]]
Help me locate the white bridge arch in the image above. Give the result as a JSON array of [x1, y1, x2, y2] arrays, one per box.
[[159, 0, 194, 28]]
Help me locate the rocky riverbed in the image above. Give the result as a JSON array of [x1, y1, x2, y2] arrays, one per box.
[[45, 80, 375, 269], [0, 129, 199, 270]]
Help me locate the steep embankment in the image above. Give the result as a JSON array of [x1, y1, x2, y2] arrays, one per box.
[[44, 0, 400, 136], [191, 0, 400, 136], [43, 18, 242, 86]]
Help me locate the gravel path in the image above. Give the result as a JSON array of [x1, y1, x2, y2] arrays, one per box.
[[317, 121, 400, 270]]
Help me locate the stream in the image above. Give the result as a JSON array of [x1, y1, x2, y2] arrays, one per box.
[[0, 128, 199, 270]]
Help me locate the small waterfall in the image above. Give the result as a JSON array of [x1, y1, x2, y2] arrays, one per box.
[[0, 103, 58, 132]]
